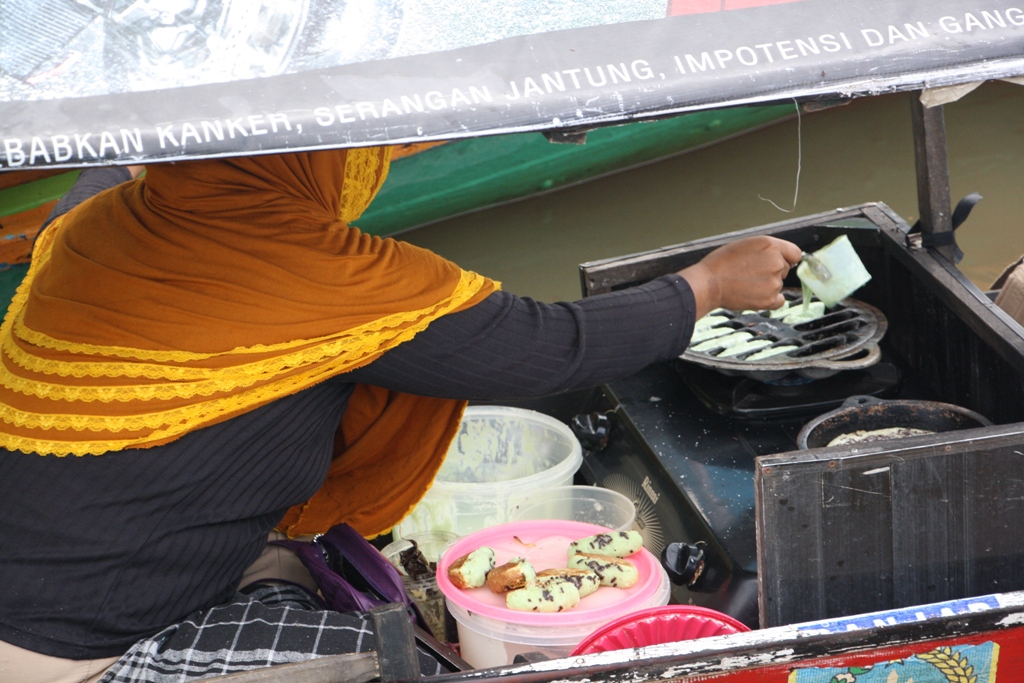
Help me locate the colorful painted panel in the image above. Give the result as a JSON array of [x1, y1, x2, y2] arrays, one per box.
[[789, 642, 999, 683]]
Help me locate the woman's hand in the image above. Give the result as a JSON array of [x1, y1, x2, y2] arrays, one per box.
[[678, 235, 802, 319]]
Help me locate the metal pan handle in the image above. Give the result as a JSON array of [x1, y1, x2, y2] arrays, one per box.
[[806, 343, 882, 371]]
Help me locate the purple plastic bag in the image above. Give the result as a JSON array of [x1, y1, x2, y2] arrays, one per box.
[[273, 523, 428, 631]]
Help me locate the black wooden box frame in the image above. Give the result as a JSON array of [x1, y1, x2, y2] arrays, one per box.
[[579, 201, 1024, 628]]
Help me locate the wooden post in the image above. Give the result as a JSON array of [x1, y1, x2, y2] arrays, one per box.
[[371, 603, 421, 682], [910, 92, 955, 262]]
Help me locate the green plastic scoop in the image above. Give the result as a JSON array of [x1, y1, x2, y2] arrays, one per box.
[[795, 235, 872, 307]]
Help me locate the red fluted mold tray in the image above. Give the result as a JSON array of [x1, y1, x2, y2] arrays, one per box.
[[571, 605, 750, 655]]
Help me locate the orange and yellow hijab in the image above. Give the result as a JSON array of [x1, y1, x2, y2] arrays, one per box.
[[0, 148, 497, 537]]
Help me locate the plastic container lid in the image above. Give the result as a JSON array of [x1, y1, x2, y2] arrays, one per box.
[[380, 531, 459, 585], [396, 407, 583, 539], [510, 486, 636, 532], [432, 406, 582, 490], [571, 605, 750, 655], [437, 520, 664, 627]]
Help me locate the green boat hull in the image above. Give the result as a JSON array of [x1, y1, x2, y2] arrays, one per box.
[[356, 105, 793, 236], [0, 264, 27, 313]]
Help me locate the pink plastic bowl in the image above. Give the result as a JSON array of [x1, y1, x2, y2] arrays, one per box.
[[436, 520, 665, 627], [571, 604, 750, 655]]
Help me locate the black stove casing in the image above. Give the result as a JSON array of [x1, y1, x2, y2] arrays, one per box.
[[576, 364, 773, 628], [575, 358, 921, 628], [576, 203, 1024, 628]]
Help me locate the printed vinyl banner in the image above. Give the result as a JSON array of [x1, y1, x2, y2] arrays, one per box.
[[788, 642, 999, 682], [1, 0, 1023, 168]]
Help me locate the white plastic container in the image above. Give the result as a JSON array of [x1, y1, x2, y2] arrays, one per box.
[[438, 520, 672, 669], [510, 485, 637, 532], [379, 531, 458, 641], [796, 234, 872, 306], [449, 572, 672, 668], [395, 406, 582, 539]]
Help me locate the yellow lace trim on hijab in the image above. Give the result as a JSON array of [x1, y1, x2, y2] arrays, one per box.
[[0, 215, 492, 456], [4, 274, 483, 382], [2, 270, 483, 403], [339, 146, 392, 224], [0, 346, 393, 444]]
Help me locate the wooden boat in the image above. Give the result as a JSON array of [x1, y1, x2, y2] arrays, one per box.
[[235, 591, 1024, 681], [206, 196, 1024, 682], [3, 0, 1024, 679]]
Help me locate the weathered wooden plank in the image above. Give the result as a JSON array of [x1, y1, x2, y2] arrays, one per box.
[[205, 652, 378, 683], [425, 592, 1024, 683], [819, 462, 893, 618], [758, 426, 1024, 628], [577, 205, 872, 295], [910, 94, 955, 262], [756, 462, 824, 627], [371, 603, 421, 682], [965, 444, 1024, 596], [891, 451, 967, 607]]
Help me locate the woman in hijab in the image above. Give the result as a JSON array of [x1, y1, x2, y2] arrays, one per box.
[[0, 148, 800, 683]]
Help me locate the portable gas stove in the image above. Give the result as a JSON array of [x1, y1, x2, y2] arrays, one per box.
[[572, 204, 1024, 628], [573, 353, 929, 628]]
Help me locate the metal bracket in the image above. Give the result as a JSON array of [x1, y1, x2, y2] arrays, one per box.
[[512, 652, 553, 664], [543, 129, 589, 145]]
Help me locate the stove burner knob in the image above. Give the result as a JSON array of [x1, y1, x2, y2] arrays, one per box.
[[570, 412, 611, 451], [661, 542, 706, 588]]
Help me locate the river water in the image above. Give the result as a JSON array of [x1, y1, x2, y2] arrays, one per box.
[[404, 81, 1024, 303]]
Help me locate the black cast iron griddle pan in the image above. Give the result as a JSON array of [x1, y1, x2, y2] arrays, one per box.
[[681, 289, 887, 382], [797, 395, 992, 450]]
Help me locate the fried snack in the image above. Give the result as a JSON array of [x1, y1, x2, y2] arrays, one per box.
[[447, 546, 496, 589], [486, 556, 537, 593], [568, 552, 639, 588], [506, 580, 580, 612], [536, 567, 601, 598], [568, 530, 643, 558]]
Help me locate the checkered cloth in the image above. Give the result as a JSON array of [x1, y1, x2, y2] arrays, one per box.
[[98, 585, 444, 682]]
